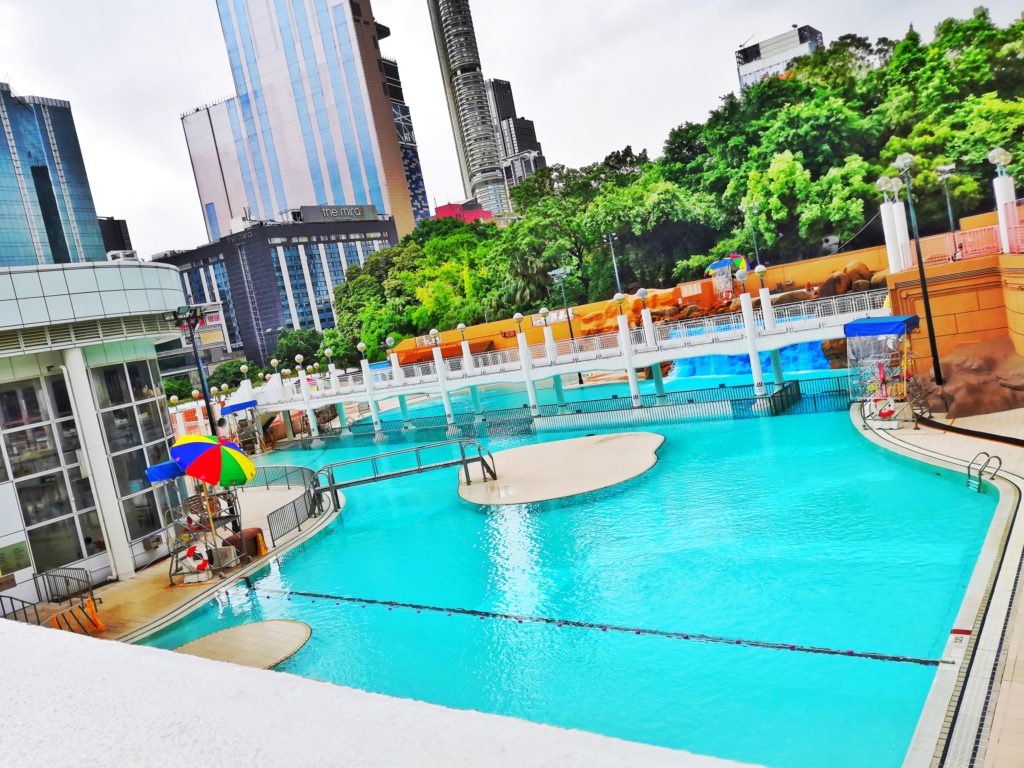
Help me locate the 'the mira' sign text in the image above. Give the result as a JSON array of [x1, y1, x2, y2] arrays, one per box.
[[300, 205, 378, 223]]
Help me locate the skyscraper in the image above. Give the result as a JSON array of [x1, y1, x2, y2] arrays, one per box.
[[382, 58, 430, 223], [0, 83, 106, 267], [485, 78, 546, 188], [182, 0, 418, 241], [427, 0, 512, 217]]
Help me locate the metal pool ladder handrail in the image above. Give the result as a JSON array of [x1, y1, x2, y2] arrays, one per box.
[[312, 438, 498, 510], [967, 452, 1002, 492]]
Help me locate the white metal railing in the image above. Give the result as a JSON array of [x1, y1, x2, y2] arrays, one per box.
[[251, 290, 890, 408]]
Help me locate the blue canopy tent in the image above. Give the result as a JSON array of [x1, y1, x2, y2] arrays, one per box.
[[146, 460, 185, 483], [844, 315, 920, 337], [220, 399, 257, 416]]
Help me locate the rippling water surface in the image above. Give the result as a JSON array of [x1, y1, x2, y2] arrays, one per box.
[[145, 410, 995, 768]]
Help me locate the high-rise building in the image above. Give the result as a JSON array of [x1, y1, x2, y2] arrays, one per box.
[[382, 58, 430, 223], [97, 216, 133, 255], [427, 0, 512, 217], [182, 0, 417, 241], [0, 83, 106, 267], [735, 25, 823, 89], [485, 78, 546, 188]]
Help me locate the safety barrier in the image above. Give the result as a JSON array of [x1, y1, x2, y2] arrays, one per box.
[[254, 466, 323, 546]]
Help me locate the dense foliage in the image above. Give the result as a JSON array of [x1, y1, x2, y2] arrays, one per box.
[[325, 9, 1022, 353], [162, 377, 193, 402]]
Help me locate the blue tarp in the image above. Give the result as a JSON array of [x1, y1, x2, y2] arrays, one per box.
[[146, 460, 184, 483], [844, 315, 920, 337], [220, 399, 257, 416]]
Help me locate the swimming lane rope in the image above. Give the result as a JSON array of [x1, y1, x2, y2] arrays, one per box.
[[244, 584, 946, 667]]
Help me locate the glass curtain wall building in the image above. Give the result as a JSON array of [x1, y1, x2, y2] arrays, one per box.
[[427, 0, 511, 217], [0, 83, 106, 267], [182, 0, 417, 240], [382, 58, 430, 223]]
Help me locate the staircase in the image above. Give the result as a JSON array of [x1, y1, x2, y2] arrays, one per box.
[[0, 567, 104, 635]]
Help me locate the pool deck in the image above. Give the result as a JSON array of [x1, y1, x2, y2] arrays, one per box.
[[459, 432, 665, 505], [855, 407, 1024, 768], [89, 483, 340, 642]]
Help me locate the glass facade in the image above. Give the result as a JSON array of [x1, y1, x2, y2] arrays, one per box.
[[0, 374, 98, 572], [91, 360, 177, 545], [184, 0, 418, 242], [0, 83, 106, 266]]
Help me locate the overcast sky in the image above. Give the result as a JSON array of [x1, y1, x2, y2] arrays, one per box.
[[0, 1, 1020, 258]]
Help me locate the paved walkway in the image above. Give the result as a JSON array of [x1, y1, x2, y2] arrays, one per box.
[[175, 619, 311, 668], [92, 484, 336, 642], [864, 412, 1024, 767], [458, 432, 665, 505]]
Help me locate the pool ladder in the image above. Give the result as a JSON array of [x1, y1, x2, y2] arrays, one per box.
[[966, 452, 1001, 492]]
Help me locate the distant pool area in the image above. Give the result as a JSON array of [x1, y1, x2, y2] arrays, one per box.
[[143, 410, 997, 767]]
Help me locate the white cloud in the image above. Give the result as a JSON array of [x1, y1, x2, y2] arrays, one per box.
[[1, 0, 1020, 259]]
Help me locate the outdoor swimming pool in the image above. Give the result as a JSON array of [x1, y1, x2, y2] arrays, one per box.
[[144, 409, 996, 767]]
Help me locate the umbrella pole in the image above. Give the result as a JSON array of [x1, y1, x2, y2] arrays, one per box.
[[201, 482, 218, 567]]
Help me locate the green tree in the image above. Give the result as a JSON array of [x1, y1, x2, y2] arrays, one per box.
[[163, 377, 193, 402], [207, 359, 257, 390], [274, 328, 323, 366]]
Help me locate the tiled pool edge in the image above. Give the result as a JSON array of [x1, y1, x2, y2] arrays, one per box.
[[850, 408, 1023, 768], [117, 496, 345, 645]]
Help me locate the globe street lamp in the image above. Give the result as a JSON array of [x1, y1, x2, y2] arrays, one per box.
[[428, 329, 440, 346], [636, 288, 648, 310], [613, 292, 626, 316], [735, 268, 749, 294], [936, 163, 957, 235], [754, 263, 767, 289], [988, 147, 1012, 176], [893, 153, 944, 386], [538, 307, 549, 326], [357, 342, 367, 359], [512, 313, 524, 333]]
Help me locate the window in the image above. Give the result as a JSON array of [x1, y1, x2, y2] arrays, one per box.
[[17, 472, 72, 527], [92, 365, 131, 408], [45, 376, 73, 419], [137, 401, 165, 443], [112, 449, 148, 499], [55, 420, 81, 465], [126, 361, 155, 400], [0, 380, 48, 428], [68, 466, 95, 512], [123, 491, 161, 540], [78, 512, 106, 555], [102, 407, 141, 452], [5, 426, 61, 479], [27, 518, 83, 572]]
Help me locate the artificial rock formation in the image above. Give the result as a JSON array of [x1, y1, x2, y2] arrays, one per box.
[[918, 337, 1024, 418]]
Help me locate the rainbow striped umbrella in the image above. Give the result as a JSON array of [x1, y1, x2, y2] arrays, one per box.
[[170, 435, 256, 488]]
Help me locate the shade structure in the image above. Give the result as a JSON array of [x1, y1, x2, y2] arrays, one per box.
[[844, 316, 920, 338], [220, 399, 257, 416], [145, 460, 185, 484], [704, 254, 749, 276], [170, 435, 256, 488]]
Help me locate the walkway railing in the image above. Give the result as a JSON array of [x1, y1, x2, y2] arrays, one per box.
[[253, 290, 887, 414], [251, 465, 323, 546], [0, 594, 41, 624]]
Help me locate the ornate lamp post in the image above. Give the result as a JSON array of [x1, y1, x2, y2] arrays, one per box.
[[894, 153, 944, 385], [936, 163, 957, 235], [357, 342, 367, 359], [754, 264, 767, 289]]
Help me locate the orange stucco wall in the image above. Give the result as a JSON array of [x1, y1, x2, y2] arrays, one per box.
[[887, 255, 1009, 374], [959, 210, 1000, 230], [1002, 254, 1024, 358]]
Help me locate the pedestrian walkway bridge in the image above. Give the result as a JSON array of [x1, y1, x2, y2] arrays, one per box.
[[250, 289, 888, 431]]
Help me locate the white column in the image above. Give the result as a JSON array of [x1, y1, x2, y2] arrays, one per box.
[[62, 347, 135, 580], [893, 200, 912, 271], [171, 406, 185, 439], [282, 410, 295, 439], [460, 339, 475, 374], [650, 364, 666, 402], [879, 201, 902, 273], [640, 307, 656, 350], [616, 314, 642, 408], [758, 287, 776, 331], [298, 373, 319, 437], [328, 362, 340, 394], [398, 395, 412, 428], [389, 352, 405, 385], [542, 324, 558, 363], [430, 346, 455, 424], [359, 358, 382, 432], [470, 386, 483, 420], [995, 174, 1018, 254], [552, 375, 567, 408], [770, 349, 784, 386], [739, 292, 766, 396], [516, 332, 539, 416]]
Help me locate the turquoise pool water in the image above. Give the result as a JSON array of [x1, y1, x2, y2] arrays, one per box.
[[144, 410, 995, 767]]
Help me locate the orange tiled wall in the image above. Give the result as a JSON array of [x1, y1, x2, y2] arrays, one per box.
[[1002, 254, 1024, 357]]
